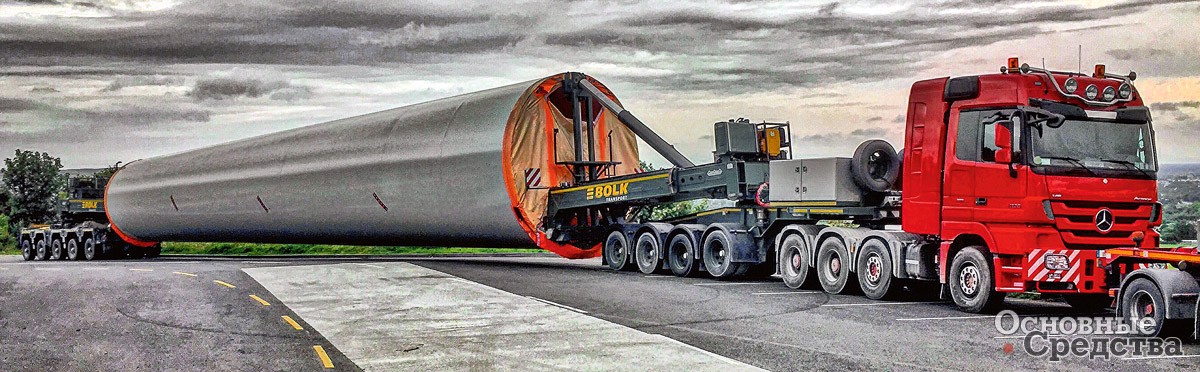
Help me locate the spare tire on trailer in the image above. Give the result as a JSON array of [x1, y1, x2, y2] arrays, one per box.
[[851, 140, 900, 192]]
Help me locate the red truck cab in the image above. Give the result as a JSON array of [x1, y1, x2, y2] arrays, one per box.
[[902, 59, 1159, 311]]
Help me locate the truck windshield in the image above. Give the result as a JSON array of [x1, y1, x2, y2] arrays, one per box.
[[1029, 118, 1156, 174]]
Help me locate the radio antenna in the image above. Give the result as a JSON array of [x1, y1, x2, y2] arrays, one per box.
[[1078, 45, 1082, 75]]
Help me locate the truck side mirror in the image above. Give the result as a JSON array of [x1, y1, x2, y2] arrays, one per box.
[[994, 122, 1013, 164]]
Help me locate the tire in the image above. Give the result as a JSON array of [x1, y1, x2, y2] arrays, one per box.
[[83, 238, 98, 261], [667, 234, 699, 277], [816, 237, 857, 294], [634, 231, 663, 274], [1120, 278, 1188, 338], [778, 234, 816, 289], [857, 239, 900, 300], [603, 230, 631, 271], [146, 244, 162, 259], [948, 246, 1005, 313], [1064, 294, 1112, 313], [851, 139, 900, 192], [51, 239, 64, 260], [36, 239, 49, 260], [702, 228, 742, 278], [21, 238, 34, 261], [66, 238, 81, 260]]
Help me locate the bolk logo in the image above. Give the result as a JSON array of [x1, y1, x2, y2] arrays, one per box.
[[586, 182, 630, 200]]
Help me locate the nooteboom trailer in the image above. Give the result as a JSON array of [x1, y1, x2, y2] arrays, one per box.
[[541, 60, 1199, 337], [17, 175, 161, 261]]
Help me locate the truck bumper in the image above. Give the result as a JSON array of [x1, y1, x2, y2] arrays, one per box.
[[997, 249, 1107, 294]]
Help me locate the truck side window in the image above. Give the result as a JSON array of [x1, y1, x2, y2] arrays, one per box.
[[981, 117, 999, 162], [954, 111, 981, 161]]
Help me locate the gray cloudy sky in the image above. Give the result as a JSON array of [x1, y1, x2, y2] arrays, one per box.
[[2, 0, 1199, 168]]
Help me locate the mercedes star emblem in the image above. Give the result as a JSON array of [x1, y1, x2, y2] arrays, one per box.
[[1095, 209, 1114, 233]]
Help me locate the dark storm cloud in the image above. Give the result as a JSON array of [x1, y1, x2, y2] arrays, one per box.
[[187, 77, 309, 101], [103, 75, 185, 91], [799, 127, 891, 142], [0, 98, 44, 112], [0, 0, 1184, 91], [1106, 48, 1174, 60], [1151, 101, 1200, 112]]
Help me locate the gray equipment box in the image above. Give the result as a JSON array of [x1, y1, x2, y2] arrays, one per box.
[[714, 121, 759, 156], [768, 157, 862, 203]]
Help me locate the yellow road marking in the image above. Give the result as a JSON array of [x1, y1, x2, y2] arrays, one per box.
[[172, 271, 197, 277], [312, 345, 335, 369], [282, 316, 304, 330], [213, 280, 236, 288], [249, 294, 271, 306], [129, 268, 153, 272]]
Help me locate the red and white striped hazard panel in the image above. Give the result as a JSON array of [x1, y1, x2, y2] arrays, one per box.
[[1026, 249, 1092, 283], [524, 168, 542, 189]]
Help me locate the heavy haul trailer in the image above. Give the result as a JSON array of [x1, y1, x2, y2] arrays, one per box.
[[540, 59, 1180, 319], [17, 175, 160, 261]]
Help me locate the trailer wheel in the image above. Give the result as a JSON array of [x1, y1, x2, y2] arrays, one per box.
[[667, 234, 699, 277], [816, 237, 857, 294], [21, 238, 34, 261], [634, 231, 663, 274], [604, 230, 631, 271], [51, 239, 64, 260], [1064, 294, 1111, 313], [83, 238, 98, 261], [66, 238, 81, 261], [857, 239, 899, 300], [702, 229, 742, 278], [779, 234, 815, 289], [146, 244, 162, 259], [1120, 278, 1188, 338], [35, 239, 48, 260], [948, 246, 1004, 313]]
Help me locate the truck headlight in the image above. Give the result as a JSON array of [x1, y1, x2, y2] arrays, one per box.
[[1086, 85, 1099, 100], [1064, 78, 1078, 93], [1118, 83, 1133, 99], [1102, 86, 1116, 101], [1044, 254, 1070, 271]]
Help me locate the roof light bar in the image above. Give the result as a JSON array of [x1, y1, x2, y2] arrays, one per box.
[[1014, 63, 1137, 106]]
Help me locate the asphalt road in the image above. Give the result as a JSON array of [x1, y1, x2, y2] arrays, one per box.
[[0, 257, 359, 371], [3, 254, 1199, 371]]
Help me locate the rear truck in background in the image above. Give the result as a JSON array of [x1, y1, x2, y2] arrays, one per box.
[[538, 60, 1199, 336], [17, 175, 161, 261]]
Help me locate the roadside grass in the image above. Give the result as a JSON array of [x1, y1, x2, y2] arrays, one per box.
[[161, 242, 542, 256]]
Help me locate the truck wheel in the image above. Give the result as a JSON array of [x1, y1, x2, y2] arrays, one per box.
[[21, 239, 34, 261], [634, 231, 663, 274], [51, 239, 64, 260], [816, 237, 857, 294], [949, 246, 1004, 313], [778, 234, 815, 289], [66, 238, 81, 260], [667, 234, 699, 277], [604, 230, 631, 271], [83, 238, 98, 261], [1064, 294, 1112, 313], [35, 240, 47, 260], [857, 239, 899, 300], [1120, 278, 1187, 338], [851, 139, 900, 192], [702, 229, 742, 278]]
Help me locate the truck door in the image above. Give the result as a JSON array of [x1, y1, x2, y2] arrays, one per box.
[[942, 109, 977, 221], [969, 109, 1028, 223]]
